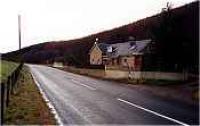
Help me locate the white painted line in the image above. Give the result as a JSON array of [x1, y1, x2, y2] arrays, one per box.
[[71, 79, 96, 91], [117, 98, 189, 126], [30, 71, 63, 125]]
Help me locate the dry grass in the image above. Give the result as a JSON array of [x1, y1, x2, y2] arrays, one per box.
[[5, 66, 57, 125]]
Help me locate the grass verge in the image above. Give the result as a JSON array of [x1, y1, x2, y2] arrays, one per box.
[[5, 66, 57, 125], [0, 60, 19, 81]]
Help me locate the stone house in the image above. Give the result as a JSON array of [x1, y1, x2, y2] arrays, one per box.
[[89, 39, 152, 71]]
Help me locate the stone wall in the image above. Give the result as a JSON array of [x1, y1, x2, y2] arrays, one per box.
[[105, 70, 188, 80], [64, 66, 188, 81]]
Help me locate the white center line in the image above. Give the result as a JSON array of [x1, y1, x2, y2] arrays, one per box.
[[71, 79, 96, 90], [117, 98, 189, 126]]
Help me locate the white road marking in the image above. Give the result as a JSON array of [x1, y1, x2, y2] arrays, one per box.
[[30, 71, 63, 125], [117, 98, 189, 126], [71, 79, 96, 91]]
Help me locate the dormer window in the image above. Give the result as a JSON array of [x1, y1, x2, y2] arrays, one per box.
[[112, 47, 118, 52], [130, 42, 137, 50], [130, 45, 136, 50], [107, 46, 113, 52], [130, 41, 136, 46]]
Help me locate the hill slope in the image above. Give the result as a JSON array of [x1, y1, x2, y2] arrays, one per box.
[[2, 1, 199, 72]]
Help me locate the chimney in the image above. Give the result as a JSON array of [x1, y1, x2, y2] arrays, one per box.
[[94, 38, 99, 45]]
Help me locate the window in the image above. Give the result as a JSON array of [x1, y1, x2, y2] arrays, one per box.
[[124, 59, 127, 62], [117, 58, 120, 65], [112, 59, 114, 65], [91, 59, 94, 63]]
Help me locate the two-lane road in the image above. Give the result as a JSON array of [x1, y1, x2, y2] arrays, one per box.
[[29, 65, 199, 125]]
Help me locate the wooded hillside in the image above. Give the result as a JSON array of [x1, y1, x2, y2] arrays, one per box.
[[2, 1, 199, 73]]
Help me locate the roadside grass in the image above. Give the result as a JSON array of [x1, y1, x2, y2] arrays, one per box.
[[134, 79, 184, 86], [0, 60, 19, 82], [5, 66, 57, 125]]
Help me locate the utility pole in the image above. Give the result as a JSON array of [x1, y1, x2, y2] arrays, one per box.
[[18, 14, 21, 50]]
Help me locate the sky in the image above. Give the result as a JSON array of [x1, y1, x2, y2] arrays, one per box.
[[0, 0, 195, 53]]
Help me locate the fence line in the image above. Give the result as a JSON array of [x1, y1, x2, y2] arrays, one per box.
[[1, 62, 24, 125]]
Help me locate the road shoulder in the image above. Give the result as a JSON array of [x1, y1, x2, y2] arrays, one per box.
[[5, 66, 57, 125]]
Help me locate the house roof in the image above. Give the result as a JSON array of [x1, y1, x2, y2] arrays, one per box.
[[97, 43, 110, 54], [96, 39, 151, 58]]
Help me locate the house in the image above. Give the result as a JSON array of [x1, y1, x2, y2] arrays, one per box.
[[89, 38, 152, 71]]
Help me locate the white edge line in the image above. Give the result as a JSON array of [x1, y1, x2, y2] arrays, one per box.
[[30, 72, 63, 125], [117, 98, 189, 126], [71, 79, 96, 91]]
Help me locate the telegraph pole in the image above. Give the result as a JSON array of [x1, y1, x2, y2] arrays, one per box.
[[18, 14, 21, 50]]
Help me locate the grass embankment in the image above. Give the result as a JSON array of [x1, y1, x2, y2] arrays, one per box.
[[0, 60, 19, 81], [5, 66, 57, 125]]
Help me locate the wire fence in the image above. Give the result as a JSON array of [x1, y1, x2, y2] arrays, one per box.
[[1, 62, 24, 125]]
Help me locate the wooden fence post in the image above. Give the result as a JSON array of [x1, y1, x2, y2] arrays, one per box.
[[21, 71, 24, 83], [15, 70, 18, 89], [1, 82, 5, 125], [14, 71, 16, 84], [0, 63, 24, 125], [13, 72, 16, 94], [6, 77, 11, 107], [11, 74, 14, 95]]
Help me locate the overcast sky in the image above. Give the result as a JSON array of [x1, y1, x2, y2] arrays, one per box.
[[0, 0, 195, 53]]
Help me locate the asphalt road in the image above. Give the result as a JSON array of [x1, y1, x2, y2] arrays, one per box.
[[28, 65, 199, 125]]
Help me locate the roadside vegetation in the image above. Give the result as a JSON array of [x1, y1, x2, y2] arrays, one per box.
[[0, 60, 19, 81], [4, 66, 57, 125]]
